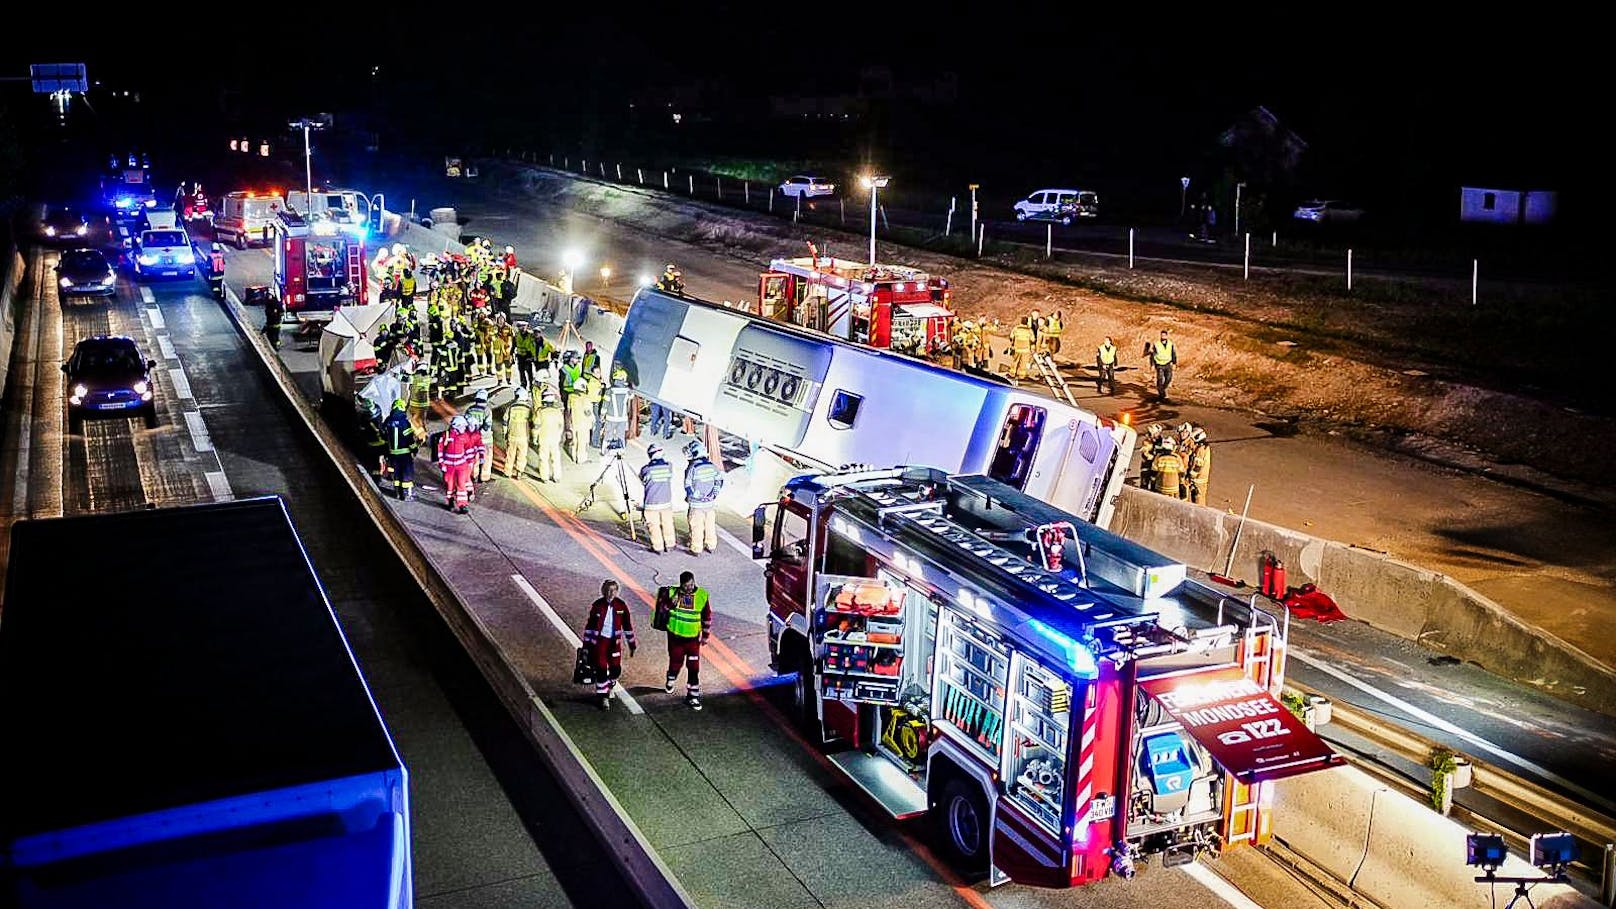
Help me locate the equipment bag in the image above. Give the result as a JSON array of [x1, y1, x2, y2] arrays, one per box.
[[651, 588, 672, 632], [572, 646, 599, 685]]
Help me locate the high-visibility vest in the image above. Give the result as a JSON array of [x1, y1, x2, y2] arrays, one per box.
[[463, 401, 493, 432], [662, 586, 709, 638], [1153, 340, 1175, 366], [585, 374, 604, 403], [401, 274, 416, 296], [384, 413, 416, 455], [506, 402, 532, 436], [409, 375, 432, 407], [1155, 453, 1183, 497], [1098, 342, 1117, 365], [1045, 315, 1062, 337]]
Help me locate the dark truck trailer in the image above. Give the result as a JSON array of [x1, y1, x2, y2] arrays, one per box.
[[0, 498, 412, 909]]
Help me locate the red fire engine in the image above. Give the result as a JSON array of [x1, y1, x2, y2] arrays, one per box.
[[752, 466, 1342, 888], [756, 253, 953, 356], [271, 209, 368, 320]]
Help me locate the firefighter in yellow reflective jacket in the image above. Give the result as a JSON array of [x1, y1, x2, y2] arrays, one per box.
[[1185, 427, 1211, 505], [1010, 317, 1035, 378], [503, 386, 535, 478], [567, 375, 594, 463], [683, 440, 724, 555], [1153, 437, 1184, 500], [534, 385, 565, 481], [1095, 335, 1118, 394], [407, 363, 433, 438], [1043, 310, 1063, 354]]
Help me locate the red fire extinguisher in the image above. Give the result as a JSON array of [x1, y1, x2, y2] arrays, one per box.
[[1260, 551, 1288, 599]]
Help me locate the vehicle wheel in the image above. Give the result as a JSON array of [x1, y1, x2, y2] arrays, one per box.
[[934, 778, 990, 874], [1060, 215, 1073, 226], [1015, 211, 1028, 221], [68, 411, 83, 434], [142, 404, 158, 429], [790, 644, 821, 734], [235, 233, 248, 250]]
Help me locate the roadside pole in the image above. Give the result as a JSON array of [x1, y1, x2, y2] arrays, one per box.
[[637, 168, 643, 185], [1244, 232, 1250, 280], [1347, 248, 1354, 291], [1129, 228, 1135, 268], [716, 177, 722, 200], [977, 223, 985, 257], [1046, 223, 1052, 259], [1472, 259, 1478, 305], [663, 171, 668, 190], [688, 175, 694, 195], [969, 184, 980, 244]]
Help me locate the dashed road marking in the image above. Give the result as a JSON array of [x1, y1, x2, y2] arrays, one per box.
[[204, 471, 233, 502], [168, 368, 193, 399], [157, 335, 177, 359], [139, 286, 154, 305], [183, 411, 214, 452], [147, 307, 164, 329], [511, 573, 643, 715], [715, 524, 753, 557]]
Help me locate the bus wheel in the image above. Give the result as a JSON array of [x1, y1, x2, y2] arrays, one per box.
[[935, 778, 989, 874]]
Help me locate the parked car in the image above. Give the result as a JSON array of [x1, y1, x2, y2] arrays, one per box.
[[1013, 189, 1099, 225], [63, 335, 159, 432], [778, 175, 836, 199], [55, 248, 117, 297], [1292, 200, 1364, 224]]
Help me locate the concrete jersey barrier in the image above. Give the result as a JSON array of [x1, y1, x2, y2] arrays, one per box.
[[1109, 486, 1616, 716]]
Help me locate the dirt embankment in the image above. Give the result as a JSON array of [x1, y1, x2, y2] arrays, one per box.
[[512, 165, 1616, 493]]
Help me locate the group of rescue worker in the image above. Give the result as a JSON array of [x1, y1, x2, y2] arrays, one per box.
[[582, 569, 713, 712], [1138, 421, 1212, 505], [951, 308, 1066, 378]]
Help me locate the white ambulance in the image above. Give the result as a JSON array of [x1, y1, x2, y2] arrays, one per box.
[[213, 191, 286, 249]]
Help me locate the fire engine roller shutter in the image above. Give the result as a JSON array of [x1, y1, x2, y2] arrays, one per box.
[[1138, 667, 1343, 784]]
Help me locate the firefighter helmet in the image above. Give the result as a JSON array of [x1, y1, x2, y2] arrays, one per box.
[[514, 386, 530, 403], [647, 443, 664, 460], [474, 389, 489, 403], [540, 385, 558, 405], [685, 440, 707, 460], [450, 414, 470, 432], [1159, 437, 1177, 452]]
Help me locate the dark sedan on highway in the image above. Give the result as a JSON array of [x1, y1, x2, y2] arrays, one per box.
[[55, 248, 117, 297], [64, 336, 158, 432], [40, 208, 91, 245]]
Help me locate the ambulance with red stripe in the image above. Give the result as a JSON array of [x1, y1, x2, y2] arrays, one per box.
[[752, 466, 1343, 887]]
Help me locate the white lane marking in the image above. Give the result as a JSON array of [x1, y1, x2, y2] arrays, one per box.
[[183, 411, 214, 452], [511, 573, 644, 715], [1290, 650, 1616, 814], [157, 335, 177, 359], [715, 524, 753, 557], [168, 368, 193, 399], [204, 471, 233, 502], [1182, 862, 1264, 909], [13, 253, 45, 516], [139, 286, 154, 305], [147, 307, 165, 329]]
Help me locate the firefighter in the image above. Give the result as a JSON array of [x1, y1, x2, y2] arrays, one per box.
[[683, 440, 724, 555], [453, 318, 475, 392], [581, 340, 601, 376], [435, 334, 462, 400], [1044, 310, 1063, 354], [657, 263, 684, 293], [535, 330, 557, 387], [514, 322, 538, 388], [1096, 335, 1119, 394], [407, 364, 433, 437], [1144, 329, 1177, 402], [1153, 436, 1184, 500], [1139, 423, 1163, 491], [658, 570, 711, 710], [492, 315, 514, 385], [566, 375, 593, 464], [600, 367, 632, 453], [503, 244, 518, 272], [558, 350, 583, 411], [382, 400, 418, 501], [583, 365, 606, 448], [1029, 309, 1044, 351], [427, 299, 445, 347], [639, 443, 677, 553], [474, 311, 496, 376], [437, 414, 480, 513], [263, 294, 285, 349], [502, 386, 535, 478], [358, 399, 388, 483], [1010, 316, 1035, 379], [400, 268, 417, 309], [582, 579, 636, 710], [534, 384, 565, 482], [1186, 427, 1211, 505], [463, 389, 496, 483]]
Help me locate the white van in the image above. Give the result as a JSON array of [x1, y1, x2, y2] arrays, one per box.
[[1013, 188, 1100, 225], [214, 191, 286, 248], [131, 222, 195, 280], [286, 189, 371, 228]]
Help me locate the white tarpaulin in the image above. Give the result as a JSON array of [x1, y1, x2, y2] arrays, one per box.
[[319, 312, 378, 399]]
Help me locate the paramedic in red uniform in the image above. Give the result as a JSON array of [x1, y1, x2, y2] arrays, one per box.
[[659, 571, 711, 711], [582, 579, 636, 710]]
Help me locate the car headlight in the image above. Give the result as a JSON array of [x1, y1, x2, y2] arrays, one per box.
[[115, 198, 132, 209], [137, 253, 158, 266], [73, 384, 88, 398], [175, 250, 195, 265], [144, 199, 157, 208], [59, 276, 72, 287], [133, 380, 149, 395], [75, 224, 87, 236], [104, 271, 115, 283], [44, 226, 56, 237]]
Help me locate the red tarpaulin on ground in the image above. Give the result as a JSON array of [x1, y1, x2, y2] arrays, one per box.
[[1138, 667, 1344, 784], [1282, 584, 1348, 623]]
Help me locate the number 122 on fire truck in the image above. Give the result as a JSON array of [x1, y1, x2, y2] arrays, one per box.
[[754, 466, 1342, 889]]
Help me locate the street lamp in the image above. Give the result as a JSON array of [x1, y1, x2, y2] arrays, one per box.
[[859, 174, 890, 265], [560, 249, 583, 295], [1180, 176, 1191, 218], [599, 266, 612, 288], [288, 117, 326, 208]]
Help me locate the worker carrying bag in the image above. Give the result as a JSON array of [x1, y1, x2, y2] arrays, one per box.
[[651, 587, 672, 632], [572, 646, 599, 685]]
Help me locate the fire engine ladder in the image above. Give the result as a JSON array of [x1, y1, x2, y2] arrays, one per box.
[[1034, 352, 1077, 406], [346, 242, 364, 297], [1222, 602, 1285, 848]]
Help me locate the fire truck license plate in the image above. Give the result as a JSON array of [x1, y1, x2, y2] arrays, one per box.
[[1086, 796, 1115, 822]]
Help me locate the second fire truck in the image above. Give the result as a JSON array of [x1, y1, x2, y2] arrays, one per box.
[[753, 466, 1342, 888], [271, 209, 368, 321], [756, 252, 954, 356]]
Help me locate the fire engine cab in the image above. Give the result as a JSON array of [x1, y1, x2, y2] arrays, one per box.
[[757, 254, 953, 356], [271, 210, 368, 320], [753, 466, 1342, 888]]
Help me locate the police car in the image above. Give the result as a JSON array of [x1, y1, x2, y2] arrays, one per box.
[[130, 210, 196, 280]]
